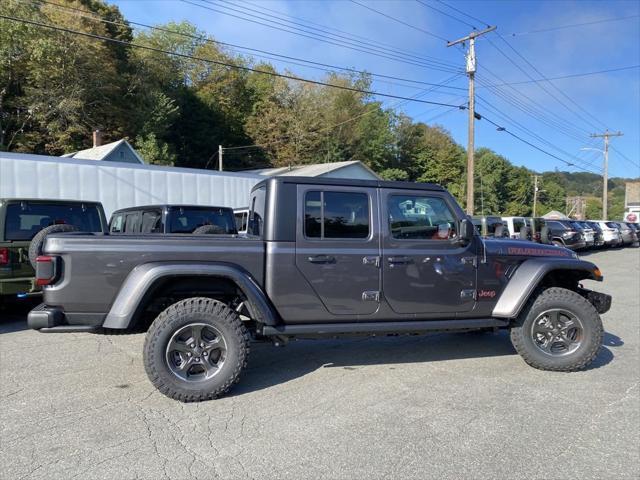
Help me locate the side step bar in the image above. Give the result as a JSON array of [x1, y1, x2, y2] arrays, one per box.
[[262, 318, 509, 336]]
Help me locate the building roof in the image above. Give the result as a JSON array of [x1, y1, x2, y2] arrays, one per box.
[[244, 160, 379, 179], [62, 139, 145, 164], [542, 210, 569, 219]]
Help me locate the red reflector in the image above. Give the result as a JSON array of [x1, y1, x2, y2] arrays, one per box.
[[35, 256, 55, 286], [0, 248, 8, 265]]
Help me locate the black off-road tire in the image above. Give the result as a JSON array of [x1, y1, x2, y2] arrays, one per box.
[[28, 224, 78, 268], [192, 224, 225, 235], [510, 287, 603, 372], [143, 297, 250, 402]]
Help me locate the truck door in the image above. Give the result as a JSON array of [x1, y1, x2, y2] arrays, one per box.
[[295, 185, 380, 316], [381, 189, 477, 315]]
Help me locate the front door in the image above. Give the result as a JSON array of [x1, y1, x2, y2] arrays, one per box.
[[381, 189, 477, 315], [295, 184, 380, 316]]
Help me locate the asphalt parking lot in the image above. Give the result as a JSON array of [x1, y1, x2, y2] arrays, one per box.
[[1, 248, 638, 480]]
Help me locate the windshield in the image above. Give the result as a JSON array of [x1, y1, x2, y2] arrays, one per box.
[[168, 207, 236, 234], [5, 202, 103, 241]]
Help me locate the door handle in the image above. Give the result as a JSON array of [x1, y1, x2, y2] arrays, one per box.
[[387, 256, 413, 266], [307, 254, 335, 264]]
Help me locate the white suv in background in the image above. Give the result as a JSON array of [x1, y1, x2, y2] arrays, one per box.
[[502, 216, 527, 239], [591, 221, 623, 246]]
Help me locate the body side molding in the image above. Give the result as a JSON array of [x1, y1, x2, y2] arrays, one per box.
[[103, 262, 279, 328]]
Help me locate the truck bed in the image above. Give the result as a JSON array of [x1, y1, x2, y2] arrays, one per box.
[[41, 233, 265, 319]]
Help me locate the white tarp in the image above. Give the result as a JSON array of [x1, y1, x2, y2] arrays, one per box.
[[0, 152, 262, 217]]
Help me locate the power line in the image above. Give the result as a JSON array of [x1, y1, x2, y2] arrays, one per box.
[[475, 94, 602, 171], [218, 0, 457, 68], [241, 0, 444, 62], [434, 0, 491, 28], [349, 0, 450, 42], [33, 0, 467, 94], [0, 14, 468, 109], [223, 74, 466, 151], [610, 145, 640, 169], [509, 14, 640, 37], [479, 65, 640, 87], [479, 113, 601, 174], [414, 0, 475, 29], [183, 0, 460, 73], [490, 33, 606, 132]]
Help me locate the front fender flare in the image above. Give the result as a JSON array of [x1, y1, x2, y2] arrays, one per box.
[[492, 258, 601, 319], [103, 262, 279, 329]]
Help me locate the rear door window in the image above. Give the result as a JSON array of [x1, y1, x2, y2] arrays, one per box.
[[4, 202, 102, 241], [304, 191, 369, 239]]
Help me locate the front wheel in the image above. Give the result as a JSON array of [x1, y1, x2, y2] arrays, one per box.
[[510, 287, 603, 371], [143, 297, 250, 402]]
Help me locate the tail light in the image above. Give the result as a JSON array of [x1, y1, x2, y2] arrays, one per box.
[[0, 248, 8, 265], [35, 255, 57, 286]]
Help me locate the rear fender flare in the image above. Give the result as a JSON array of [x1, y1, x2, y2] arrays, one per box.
[[103, 262, 278, 329], [492, 258, 601, 319]]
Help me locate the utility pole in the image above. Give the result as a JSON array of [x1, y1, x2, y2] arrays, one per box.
[[589, 130, 623, 219], [533, 175, 540, 218], [218, 144, 223, 171], [447, 25, 496, 215]]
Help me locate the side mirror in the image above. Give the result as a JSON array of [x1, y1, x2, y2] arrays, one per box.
[[458, 218, 474, 245]]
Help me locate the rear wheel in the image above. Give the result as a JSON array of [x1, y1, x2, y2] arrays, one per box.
[[143, 297, 250, 402], [510, 287, 602, 371]]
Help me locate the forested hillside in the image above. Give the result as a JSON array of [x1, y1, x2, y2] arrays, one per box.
[[0, 0, 635, 218]]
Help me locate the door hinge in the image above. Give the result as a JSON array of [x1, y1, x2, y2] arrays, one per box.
[[461, 256, 477, 267], [460, 289, 477, 301], [362, 256, 380, 268], [362, 290, 380, 302]]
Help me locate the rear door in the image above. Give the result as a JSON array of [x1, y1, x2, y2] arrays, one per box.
[[295, 184, 380, 316], [381, 189, 477, 315]]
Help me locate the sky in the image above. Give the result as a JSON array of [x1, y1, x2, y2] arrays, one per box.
[[110, 0, 640, 178]]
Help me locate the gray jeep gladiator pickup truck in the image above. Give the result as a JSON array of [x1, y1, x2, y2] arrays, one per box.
[[28, 177, 611, 402]]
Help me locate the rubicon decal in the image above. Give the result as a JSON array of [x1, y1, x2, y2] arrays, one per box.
[[507, 247, 571, 257]]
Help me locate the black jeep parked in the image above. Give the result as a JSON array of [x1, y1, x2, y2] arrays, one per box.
[[545, 220, 587, 250]]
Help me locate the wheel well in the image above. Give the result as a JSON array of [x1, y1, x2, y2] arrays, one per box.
[[537, 269, 593, 292], [130, 275, 252, 331]]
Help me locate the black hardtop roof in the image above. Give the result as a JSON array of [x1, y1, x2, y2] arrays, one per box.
[[255, 176, 446, 192], [0, 198, 102, 206], [112, 204, 232, 214]]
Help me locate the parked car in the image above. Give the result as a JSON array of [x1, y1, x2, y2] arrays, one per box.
[[501, 216, 527, 239], [471, 215, 508, 238], [613, 222, 636, 246], [571, 221, 595, 248], [526, 217, 550, 244], [29, 177, 611, 402], [624, 222, 639, 247], [546, 220, 586, 250], [234, 207, 249, 235], [109, 205, 237, 235], [0, 198, 107, 298], [585, 221, 605, 248], [590, 221, 622, 247]]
